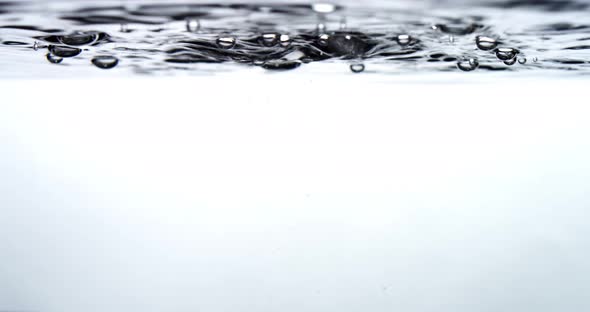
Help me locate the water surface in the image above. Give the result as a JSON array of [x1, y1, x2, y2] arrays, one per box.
[[0, 0, 589, 76]]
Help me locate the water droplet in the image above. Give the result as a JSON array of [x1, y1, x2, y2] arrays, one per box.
[[260, 33, 279, 47], [396, 34, 412, 46], [475, 36, 498, 51], [58, 32, 99, 46], [518, 57, 527, 64], [312, 3, 336, 14], [495, 47, 519, 61], [33, 41, 39, 51], [91, 55, 119, 69], [504, 57, 517, 65], [457, 58, 479, 71], [216, 36, 236, 49], [279, 34, 292, 47], [350, 63, 365, 73], [318, 33, 330, 46], [186, 18, 200, 32], [46, 53, 63, 64], [48, 45, 82, 58]]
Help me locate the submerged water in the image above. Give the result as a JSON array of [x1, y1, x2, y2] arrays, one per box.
[[0, 0, 589, 76]]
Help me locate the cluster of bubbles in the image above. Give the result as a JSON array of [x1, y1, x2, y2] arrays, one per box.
[[25, 3, 546, 74], [456, 35, 536, 72], [36, 25, 538, 74], [36, 31, 119, 69]]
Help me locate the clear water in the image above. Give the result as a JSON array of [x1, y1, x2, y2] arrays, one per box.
[[1, 0, 589, 76]]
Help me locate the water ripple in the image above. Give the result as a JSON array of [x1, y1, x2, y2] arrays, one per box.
[[0, 0, 589, 75]]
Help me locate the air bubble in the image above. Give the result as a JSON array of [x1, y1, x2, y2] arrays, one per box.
[[533, 57, 538, 62], [457, 58, 479, 71], [46, 53, 63, 64], [216, 36, 236, 49], [504, 57, 517, 65], [34, 42, 47, 50], [260, 33, 279, 47], [495, 47, 519, 61], [475, 36, 498, 51], [518, 57, 527, 64], [48, 45, 82, 58], [58, 32, 99, 46], [186, 18, 200, 32], [279, 34, 292, 47], [91, 55, 119, 69], [350, 63, 365, 73], [318, 33, 330, 46], [396, 34, 411, 46]]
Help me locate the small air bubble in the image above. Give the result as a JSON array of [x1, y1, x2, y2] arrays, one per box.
[[475, 36, 498, 51], [457, 58, 479, 71], [318, 33, 330, 46], [350, 63, 365, 73], [495, 47, 519, 61], [279, 34, 292, 47], [396, 34, 411, 46], [58, 32, 99, 46], [48, 45, 82, 58], [186, 18, 200, 32], [449, 35, 455, 43], [91, 55, 119, 69], [504, 57, 517, 65], [533, 57, 538, 62], [216, 36, 236, 49], [120, 23, 129, 33], [518, 57, 527, 64], [260, 33, 279, 47], [46, 53, 63, 64]]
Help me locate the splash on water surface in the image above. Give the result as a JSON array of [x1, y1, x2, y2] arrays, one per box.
[[0, 0, 589, 76]]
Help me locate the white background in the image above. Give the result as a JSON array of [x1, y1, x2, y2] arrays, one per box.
[[1, 74, 590, 311]]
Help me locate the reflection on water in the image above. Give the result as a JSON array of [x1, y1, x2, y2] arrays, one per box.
[[0, 0, 589, 75]]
